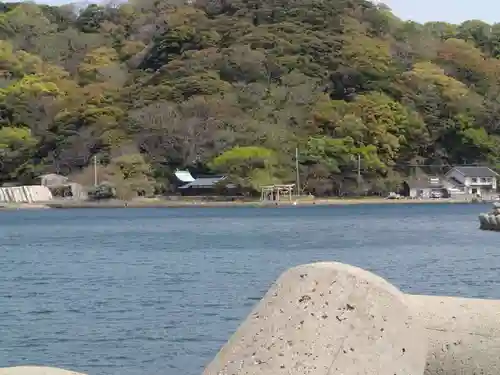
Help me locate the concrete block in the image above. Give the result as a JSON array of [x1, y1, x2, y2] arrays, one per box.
[[409, 294, 500, 375], [0, 367, 85, 375], [204, 262, 427, 375]]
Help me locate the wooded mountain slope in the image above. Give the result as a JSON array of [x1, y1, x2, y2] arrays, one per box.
[[1, 0, 500, 196]]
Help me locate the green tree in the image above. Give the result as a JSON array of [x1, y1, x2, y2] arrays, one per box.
[[0, 126, 37, 182], [210, 146, 282, 191], [101, 153, 155, 200]]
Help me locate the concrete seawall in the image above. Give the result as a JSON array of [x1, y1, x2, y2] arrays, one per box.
[[2, 262, 499, 374]]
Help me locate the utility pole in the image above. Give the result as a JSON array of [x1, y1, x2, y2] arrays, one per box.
[[295, 147, 300, 196], [357, 154, 361, 189], [93, 155, 98, 187]]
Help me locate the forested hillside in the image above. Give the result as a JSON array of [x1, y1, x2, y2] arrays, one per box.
[[1, 0, 500, 197]]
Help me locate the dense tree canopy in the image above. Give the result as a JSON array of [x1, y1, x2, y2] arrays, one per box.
[[1, 0, 500, 196]]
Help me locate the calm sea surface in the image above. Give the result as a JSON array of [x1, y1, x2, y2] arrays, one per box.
[[0, 204, 497, 374]]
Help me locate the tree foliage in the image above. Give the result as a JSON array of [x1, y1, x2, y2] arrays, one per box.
[[1, 0, 500, 196], [210, 146, 282, 190]]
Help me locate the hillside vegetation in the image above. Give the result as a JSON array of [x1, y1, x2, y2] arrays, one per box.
[[1, 0, 500, 197]]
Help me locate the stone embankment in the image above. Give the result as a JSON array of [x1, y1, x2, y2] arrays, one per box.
[[2, 262, 499, 374]]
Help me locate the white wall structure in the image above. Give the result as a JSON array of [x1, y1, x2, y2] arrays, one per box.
[[0, 186, 53, 203]]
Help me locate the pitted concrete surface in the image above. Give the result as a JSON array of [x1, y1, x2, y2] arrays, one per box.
[[204, 262, 427, 375], [0, 367, 85, 375], [409, 294, 500, 375]]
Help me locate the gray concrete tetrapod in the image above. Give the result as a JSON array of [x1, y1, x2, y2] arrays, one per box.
[[203, 262, 427, 375], [0, 367, 85, 375], [409, 294, 500, 375]]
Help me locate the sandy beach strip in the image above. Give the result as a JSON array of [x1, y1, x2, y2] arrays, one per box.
[[0, 197, 484, 210], [36, 197, 481, 209]]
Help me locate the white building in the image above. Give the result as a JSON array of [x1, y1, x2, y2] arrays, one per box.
[[407, 176, 448, 199], [445, 166, 498, 198], [38, 173, 87, 200]]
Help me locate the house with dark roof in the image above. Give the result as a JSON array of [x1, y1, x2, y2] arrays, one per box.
[[174, 170, 237, 196], [445, 166, 499, 198]]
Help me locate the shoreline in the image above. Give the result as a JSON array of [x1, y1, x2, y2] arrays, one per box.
[[0, 198, 487, 210]]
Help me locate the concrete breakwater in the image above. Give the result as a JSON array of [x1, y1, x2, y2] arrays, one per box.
[[205, 262, 500, 375], [478, 202, 500, 230], [479, 213, 500, 231], [2, 262, 500, 374]]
